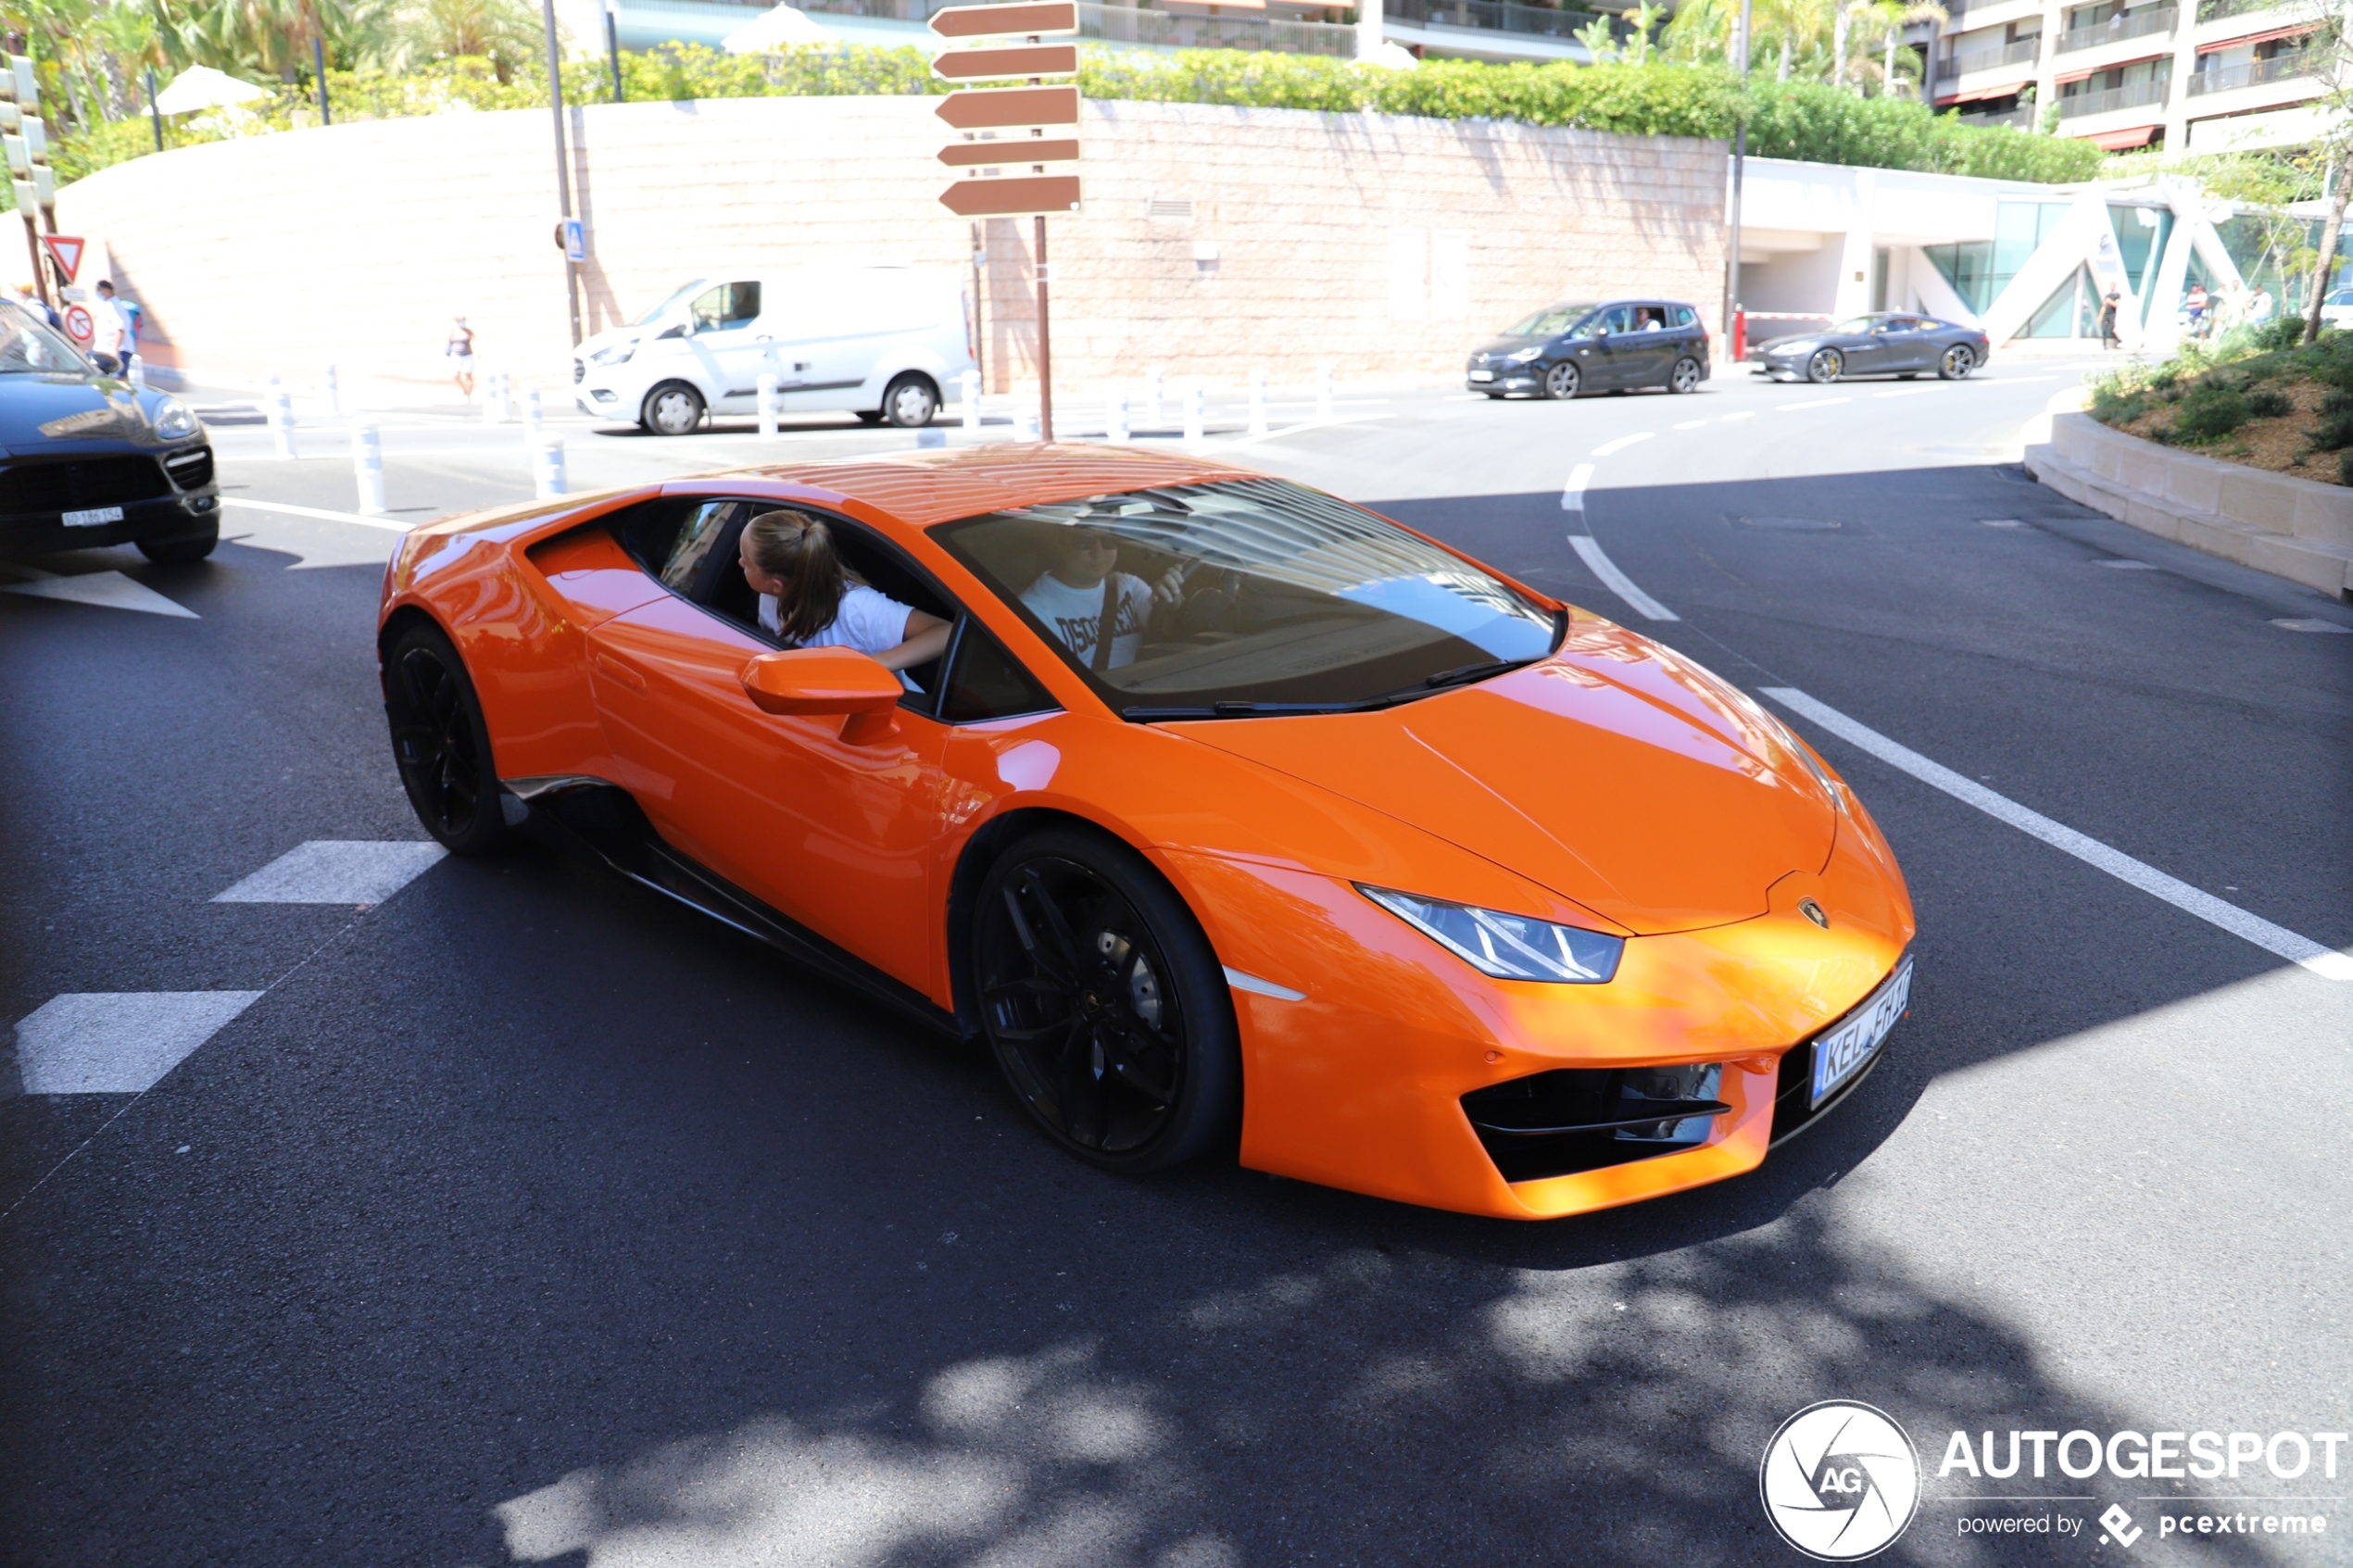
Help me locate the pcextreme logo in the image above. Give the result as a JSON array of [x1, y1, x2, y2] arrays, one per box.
[[1759, 1401, 1923, 1562]]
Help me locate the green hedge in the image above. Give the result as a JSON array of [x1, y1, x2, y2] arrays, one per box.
[[38, 44, 2102, 200]]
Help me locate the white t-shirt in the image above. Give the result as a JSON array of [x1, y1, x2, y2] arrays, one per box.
[[759, 583, 913, 657], [1022, 571, 1153, 670], [88, 297, 127, 355]]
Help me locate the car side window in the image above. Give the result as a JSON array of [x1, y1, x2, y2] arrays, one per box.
[[938, 620, 1059, 724], [660, 500, 740, 591], [1673, 305, 1697, 328], [689, 282, 761, 333], [1591, 306, 1637, 336]]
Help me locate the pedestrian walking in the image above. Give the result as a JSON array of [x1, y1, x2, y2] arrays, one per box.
[[2248, 285, 2275, 325], [447, 315, 477, 401], [88, 279, 131, 375], [2099, 286, 2121, 350], [2185, 282, 2208, 340], [14, 282, 59, 330]]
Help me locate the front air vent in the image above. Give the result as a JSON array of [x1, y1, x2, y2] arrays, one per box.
[[162, 445, 214, 489], [1461, 1064, 1729, 1184]]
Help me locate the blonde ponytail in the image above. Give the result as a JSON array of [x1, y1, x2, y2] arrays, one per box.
[[744, 509, 848, 644]]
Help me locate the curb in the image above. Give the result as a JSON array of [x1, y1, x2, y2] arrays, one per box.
[[2023, 411, 2353, 599]]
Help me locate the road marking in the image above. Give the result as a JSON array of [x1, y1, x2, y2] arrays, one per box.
[[2098, 559, 2158, 570], [1, 569, 197, 618], [1779, 396, 1852, 411], [14, 992, 265, 1094], [2272, 618, 2353, 633], [220, 496, 416, 533], [1762, 686, 2353, 982], [213, 840, 448, 905], [1560, 462, 1594, 512], [1672, 420, 1708, 430], [1567, 534, 1679, 621], [1208, 412, 1387, 451], [1981, 519, 2024, 528], [1590, 432, 1655, 458]]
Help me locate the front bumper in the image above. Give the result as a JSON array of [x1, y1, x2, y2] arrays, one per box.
[[1467, 360, 1543, 394], [0, 445, 220, 556]]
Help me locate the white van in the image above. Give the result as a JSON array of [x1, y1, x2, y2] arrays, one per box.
[[573, 265, 975, 434]]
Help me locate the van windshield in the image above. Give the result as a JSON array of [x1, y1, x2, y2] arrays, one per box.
[[932, 478, 1563, 718], [633, 279, 709, 327]]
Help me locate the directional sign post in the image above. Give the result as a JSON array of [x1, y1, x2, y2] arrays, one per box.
[[931, 0, 1079, 441]]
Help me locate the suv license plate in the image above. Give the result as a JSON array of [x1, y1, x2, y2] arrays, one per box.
[[1810, 956, 1913, 1109], [1468, 370, 1495, 382], [62, 506, 125, 527]]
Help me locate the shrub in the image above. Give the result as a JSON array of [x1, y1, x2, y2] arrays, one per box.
[[2250, 317, 2308, 354], [2167, 383, 2253, 442], [2307, 409, 2353, 450], [2248, 386, 2293, 418], [2339, 450, 2353, 485]]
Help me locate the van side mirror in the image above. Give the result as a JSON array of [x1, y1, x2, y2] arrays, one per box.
[[740, 647, 902, 744], [656, 323, 686, 340]]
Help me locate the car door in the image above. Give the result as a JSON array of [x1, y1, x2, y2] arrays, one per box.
[[778, 271, 935, 414], [1834, 319, 1891, 378], [1612, 304, 1680, 387], [1873, 316, 1932, 372], [1573, 306, 1638, 387], [679, 281, 771, 413]]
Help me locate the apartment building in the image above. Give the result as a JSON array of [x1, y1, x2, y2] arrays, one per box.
[[1933, 0, 2337, 154]]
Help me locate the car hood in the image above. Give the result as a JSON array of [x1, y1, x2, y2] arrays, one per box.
[[1166, 618, 1839, 935], [1758, 334, 1827, 355], [1469, 335, 1543, 358], [0, 374, 168, 448]]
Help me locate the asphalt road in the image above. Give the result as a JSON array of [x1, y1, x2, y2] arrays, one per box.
[[4, 363, 2349, 1568]]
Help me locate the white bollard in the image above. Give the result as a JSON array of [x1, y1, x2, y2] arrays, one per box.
[[1247, 368, 1269, 437], [128, 359, 146, 388], [271, 386, 297, 460], [522, 385, 543, 440], [1315, 363, 1335, 420], [1107, 394, 1129, 444], [1017, 403, 1041, 441], [757, 373, 779, 439], [350, 421, 386, 515], [483, 370, 510, 425], [1145, 366, 1164, 430], [961, 370, 981, 433], [533, 434, 567, 498], [321, 363, 340, 415], [1182, 383, 1205, 447]]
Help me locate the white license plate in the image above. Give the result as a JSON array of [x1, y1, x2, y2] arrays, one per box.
[[62, 505, 124, 528], [1810, 956, 1912, 1108], [1469, 370, 1495, 382]]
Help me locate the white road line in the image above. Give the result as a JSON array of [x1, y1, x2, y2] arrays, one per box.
[[1560, 462, 1595, 512], [220, 496, 417, 533], [14, 992, 265, 1094], [1568, 534, 1680, 621], [1, 570, 198, 618], [1762, 686, 2353, 982], [1207, 412, 1388, 451], [1590, 432, 1655, 458], [1779, 396, 1853, 411], [213, 841, 448, 905], [1672, 420, 1709, 430]]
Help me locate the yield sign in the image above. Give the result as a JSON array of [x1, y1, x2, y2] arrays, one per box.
[[43, 234, 84, 282]]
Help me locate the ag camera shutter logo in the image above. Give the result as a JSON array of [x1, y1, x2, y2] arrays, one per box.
[[1759, 1400, 1922, 1560]]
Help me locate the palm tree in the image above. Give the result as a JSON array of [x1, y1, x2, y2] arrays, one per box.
[[1860, 0, 1946, 95], [376, 0, 546, 82]]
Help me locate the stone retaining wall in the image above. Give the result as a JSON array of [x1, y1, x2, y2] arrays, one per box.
[[54, 96, 1729, 398], [2026, 411, 2353, 597]]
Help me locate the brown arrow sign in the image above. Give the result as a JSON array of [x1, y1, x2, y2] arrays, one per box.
[[939, 174, 1081, 219], [932, 43, 1077, 80], [930, 0, 1076, 37], [940, 138, 1079, 168], [936, 85, 1079, 130]]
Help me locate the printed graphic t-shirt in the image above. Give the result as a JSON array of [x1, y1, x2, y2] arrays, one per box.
[[1021, 571, 1152, 669]]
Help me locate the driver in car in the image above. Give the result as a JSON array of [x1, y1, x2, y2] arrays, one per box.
[[1020, 528, 1158, 671]]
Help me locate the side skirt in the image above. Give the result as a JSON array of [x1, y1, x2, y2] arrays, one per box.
[[507, 778, 967, 1040]]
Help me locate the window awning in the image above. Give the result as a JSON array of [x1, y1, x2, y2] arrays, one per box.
[[2089, 124, 2159, 149], [1937, 79, 2032, 104], [2197, 24, 2310, 51], [2054, 65, 2098, 83]]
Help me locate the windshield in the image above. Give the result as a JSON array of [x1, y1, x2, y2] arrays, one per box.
[[0, 309, 92, 375], [1827, 315, 1888, 334], [933, 478, 1563, 717], [632, 278, 710, 327], [1503, 303, 1596, 337]]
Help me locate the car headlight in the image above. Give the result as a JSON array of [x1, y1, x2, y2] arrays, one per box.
[[150, 396, 198, 439], [1507, 345, 1543, 362], [1358, 885, 1622, 984], [589, 340, 637, 367]]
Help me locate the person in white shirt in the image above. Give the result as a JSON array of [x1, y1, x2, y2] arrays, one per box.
[[87, 279, 129, 373], [736, 508, 950, 671], [1020, 529, 1155, 671]]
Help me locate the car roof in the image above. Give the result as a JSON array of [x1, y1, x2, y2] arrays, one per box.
[[687, 444, 1273, 530]]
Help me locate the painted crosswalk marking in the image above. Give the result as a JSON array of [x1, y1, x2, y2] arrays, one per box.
[[212, 840, 447, 905], [15, 992, 264, 1094], [1, 568, 197, 618]]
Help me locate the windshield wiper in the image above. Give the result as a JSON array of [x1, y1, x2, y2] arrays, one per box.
[[1125, 699, 1381, 721], [1420, 656, 1537, 691]]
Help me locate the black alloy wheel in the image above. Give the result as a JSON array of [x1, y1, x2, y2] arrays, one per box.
[[1543, 361, 1581, 400], [974, 827, 1239, 1174], [881, 373, 940, 428], [1806, 348, 1843, 384], [136, 521, 220, 563], [384, 622, 508, 855], [1938, 345, 1975, 381], [1667, 357, 1702, 394], [642, 381, 705, 436]]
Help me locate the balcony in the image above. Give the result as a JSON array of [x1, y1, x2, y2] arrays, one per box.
[[769, 0, 1362, 52], [2054, 6, 2177, 52], [1936, 35, 2040, 79], [1957, 103, 2036, 126], [2195, 0, 2283, 20], [2057, 75, 2171, 115], [2187, 50, 2316, 93], [1385, 0, 1617, 44]]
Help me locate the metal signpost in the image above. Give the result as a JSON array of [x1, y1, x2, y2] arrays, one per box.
[[931, 1, 1081, 441], [544, 0, 582, 347]]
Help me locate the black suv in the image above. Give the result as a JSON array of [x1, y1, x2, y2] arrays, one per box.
[[1467, 299, 1712, 400]]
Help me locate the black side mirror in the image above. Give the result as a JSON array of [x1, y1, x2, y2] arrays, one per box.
[[657, 323, 686, 340]]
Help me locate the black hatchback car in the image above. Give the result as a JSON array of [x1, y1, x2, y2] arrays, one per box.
[[1466, 299, 1712, 400], [0, 305, 219, 563]]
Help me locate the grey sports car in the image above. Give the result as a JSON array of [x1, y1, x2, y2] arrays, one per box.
[[1750, 312, 1991, 384]]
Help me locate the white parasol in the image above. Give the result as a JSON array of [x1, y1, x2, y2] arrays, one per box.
[[722, 6, 840, 53], [153, 66, 274, 116]]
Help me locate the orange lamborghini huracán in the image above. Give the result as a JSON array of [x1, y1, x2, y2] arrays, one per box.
[[376, 445, 1915, 1220]]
